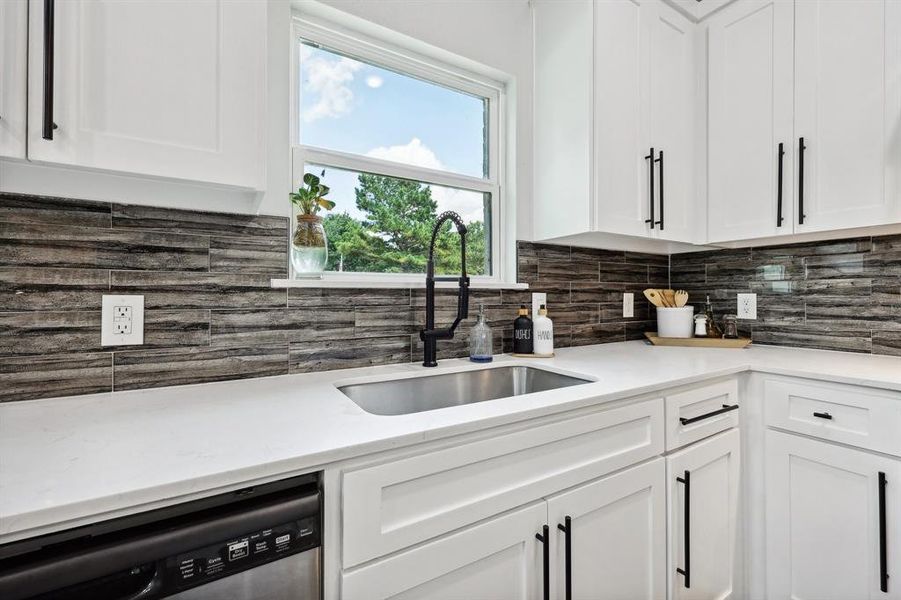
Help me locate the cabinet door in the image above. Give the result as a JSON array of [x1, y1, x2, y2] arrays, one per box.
[[707, 0, 794, 242], [0, 0, 27, 159], [766, 430, 901, 600], [341, 501, 546, 600], [647, 1, 699, 244], [546, 458, 666, 600], [26, 0, 265, 189], [593, 0, 653, 238], [667, 428, 740, 600], [794, 0, 901, 232]]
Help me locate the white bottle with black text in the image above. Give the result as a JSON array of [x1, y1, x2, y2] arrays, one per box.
[[533, 304, 554, 355]]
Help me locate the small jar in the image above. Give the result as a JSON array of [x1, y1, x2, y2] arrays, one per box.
[[722, 314, 739, 339]]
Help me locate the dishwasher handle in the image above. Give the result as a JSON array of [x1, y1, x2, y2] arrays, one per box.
[[0, 491, 319, 600]]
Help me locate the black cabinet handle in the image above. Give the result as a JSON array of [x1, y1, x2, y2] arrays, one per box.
[[42, 0, 56, 140], [676, 470, 691, 588], [557, 517, 572, 600], [679, 403, 739, 426], [536, 525, 550, 600], [879, 472, 889, 593], [798, 137, 806, 225], [644, 147, 655, 229], [777, 142, 785, 227], [813, 411, 833, 420], [656, 150, 664, 231]]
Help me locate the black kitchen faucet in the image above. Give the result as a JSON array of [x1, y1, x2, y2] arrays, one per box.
[[419, 211, 470, 367]]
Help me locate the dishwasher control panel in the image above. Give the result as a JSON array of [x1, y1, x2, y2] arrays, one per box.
[[167, 514, 320, 592]]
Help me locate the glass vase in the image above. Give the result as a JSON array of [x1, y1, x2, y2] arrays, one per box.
[[291, 214, 328, 277]]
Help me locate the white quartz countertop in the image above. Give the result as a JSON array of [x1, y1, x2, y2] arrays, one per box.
[[2, 341, 901, 544]]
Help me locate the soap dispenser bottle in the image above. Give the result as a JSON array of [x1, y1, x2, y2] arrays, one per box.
[[533, 304, 554, 355], [469, 304, 493, 363], [513, 305, 533, 354]]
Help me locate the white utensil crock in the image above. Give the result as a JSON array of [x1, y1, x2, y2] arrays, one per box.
[[657, 306, 695, 338]]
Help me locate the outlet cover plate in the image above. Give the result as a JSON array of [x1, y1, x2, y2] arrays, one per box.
[[532, 292, 547, 320], [737, 293, 757, 320], [623, 292, 634, 318], [101, 295, 144, 346]]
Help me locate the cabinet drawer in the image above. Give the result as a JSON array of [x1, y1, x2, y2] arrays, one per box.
[[342, 398, 664, 567], [765, 379, 901, 456], [665, 379, 740, 451]]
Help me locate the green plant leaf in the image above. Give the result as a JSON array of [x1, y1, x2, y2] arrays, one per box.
[[316, 198, 336, 211], [303, 173, 320, 188]]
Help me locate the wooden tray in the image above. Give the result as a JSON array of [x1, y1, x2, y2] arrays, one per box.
[[644, 332, 751, 348]]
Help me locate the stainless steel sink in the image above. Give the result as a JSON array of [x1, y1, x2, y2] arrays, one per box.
[[337, 365, 593, 416]]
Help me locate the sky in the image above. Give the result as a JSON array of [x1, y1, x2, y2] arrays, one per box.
[[298, 43, 489, 224]]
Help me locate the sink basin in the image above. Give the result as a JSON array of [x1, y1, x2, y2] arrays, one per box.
[[338, 365, 593, 416]]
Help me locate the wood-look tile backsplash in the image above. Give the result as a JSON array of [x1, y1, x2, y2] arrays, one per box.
[[670, 237, 901, 355], [0, 193, 665, 401]]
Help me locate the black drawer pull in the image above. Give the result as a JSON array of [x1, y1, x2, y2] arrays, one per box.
[[679, 404, 739, 426], [813, 411, 833, 420], [676, 470, 691, 588], [536, 525, 549, 600], [879, 472, 888, 593], [644, 147, 656, 229], [557, 517, 572, 600]]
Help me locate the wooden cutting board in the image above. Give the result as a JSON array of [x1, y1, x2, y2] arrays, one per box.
[[644, 332, 752, 348]]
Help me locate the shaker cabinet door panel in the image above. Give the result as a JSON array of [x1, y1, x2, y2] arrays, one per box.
[[766, 430, 901, 600], [648, 2, 698, 244], [26, 0, 266, 189], [794, 0, 901, 232], [707, 0, 794, 242], [546, 458, 666, 600], [0, 0, 27, 160], [667, 428, 740, 600]]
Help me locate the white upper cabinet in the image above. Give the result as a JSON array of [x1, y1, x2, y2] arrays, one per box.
[[794, 0, 901, 232], [707, 0, 901, 241], [534, 0, 701, 245], [707, 0, 794, 242], [0, 0, 27, 160], [647, 2, 699, 243], [26, 0, 266, 189]]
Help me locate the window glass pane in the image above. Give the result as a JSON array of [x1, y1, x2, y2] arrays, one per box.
[[302, 164, 491, 276], [299, 42, 488, 179]]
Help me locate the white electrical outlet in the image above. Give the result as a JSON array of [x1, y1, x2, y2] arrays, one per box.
[[102, 295, 144, 346], [532, 292, 547, 319], [737, 293, 757, 320], [623, 292, 634, 318]]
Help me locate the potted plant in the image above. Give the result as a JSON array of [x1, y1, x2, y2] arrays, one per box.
[[290, 171, 335, 277]]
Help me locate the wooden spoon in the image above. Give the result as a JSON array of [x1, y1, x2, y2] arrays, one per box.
[[663, 289, 676, 308], [643, 289, 664, 308], [674, 290, 689, 307]]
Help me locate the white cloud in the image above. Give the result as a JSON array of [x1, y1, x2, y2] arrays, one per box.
[[300, 46, 362, 123], [365, 138, 485, 224], [365, 75, 384, 89]]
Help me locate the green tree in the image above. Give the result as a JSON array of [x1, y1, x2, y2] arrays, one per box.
[[323, 173, 488, 276]]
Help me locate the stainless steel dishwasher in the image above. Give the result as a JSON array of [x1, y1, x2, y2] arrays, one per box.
[[0, 473, 321, 600]]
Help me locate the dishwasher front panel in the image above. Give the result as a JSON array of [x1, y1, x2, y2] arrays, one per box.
[[171, 548, 320, 600]]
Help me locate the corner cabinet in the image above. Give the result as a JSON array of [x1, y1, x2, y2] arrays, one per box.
[[23, 0, 266, 189], [707, 0, 901, 242], [0, 0, 27, 159], [534, 0, 701, 246]]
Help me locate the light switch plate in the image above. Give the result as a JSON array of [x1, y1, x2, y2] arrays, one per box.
[[737, 293, 757, 320], [532, 292, 547, 320], [101, 295, 144, 346], [623, 292, 634, 318]]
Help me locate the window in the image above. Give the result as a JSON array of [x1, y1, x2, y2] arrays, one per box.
[[292, 17, 503, 280]]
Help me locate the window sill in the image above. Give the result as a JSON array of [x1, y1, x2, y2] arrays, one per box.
[[271, 278, 528, 290]]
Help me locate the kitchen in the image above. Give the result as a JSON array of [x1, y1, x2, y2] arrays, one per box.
[[0, 0, 899, 598]]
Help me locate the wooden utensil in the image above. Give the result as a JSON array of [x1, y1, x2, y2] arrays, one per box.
[[660, 290, 676, 308], [674, 290, 689, 307], [643, 289, 664, 308]]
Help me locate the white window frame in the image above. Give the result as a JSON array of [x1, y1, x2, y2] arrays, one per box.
[[288, 12, 509, 286]]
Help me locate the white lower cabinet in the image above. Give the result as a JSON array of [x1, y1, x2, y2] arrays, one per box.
[[667, 428, 741, 600], [766, 429, 901, 600], [342, 501, 546, 600], [547, 458, 666, 600]]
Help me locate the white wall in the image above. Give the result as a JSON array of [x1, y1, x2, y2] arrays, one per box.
[[0, 0, 534, 240]]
